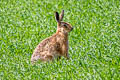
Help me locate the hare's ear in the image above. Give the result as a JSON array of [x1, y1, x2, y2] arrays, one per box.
[[59, 10, 64, 21], [55, 12, 60, 23]]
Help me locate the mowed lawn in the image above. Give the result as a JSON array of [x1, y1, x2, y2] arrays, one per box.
[[0, 0, 120, 79]]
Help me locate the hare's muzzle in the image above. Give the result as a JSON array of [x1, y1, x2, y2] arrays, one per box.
[[71, 26, 74, 31]]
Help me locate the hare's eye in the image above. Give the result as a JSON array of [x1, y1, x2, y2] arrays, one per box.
[[63, 24, 67, 28]]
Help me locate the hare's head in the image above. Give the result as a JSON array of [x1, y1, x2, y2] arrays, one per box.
[[55, 10, 73, 34]]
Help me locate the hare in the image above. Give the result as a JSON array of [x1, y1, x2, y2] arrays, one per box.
[[31, 10, 73, 63]]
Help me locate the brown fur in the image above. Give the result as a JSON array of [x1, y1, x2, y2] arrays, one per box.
[[31, 10, 73, 63]]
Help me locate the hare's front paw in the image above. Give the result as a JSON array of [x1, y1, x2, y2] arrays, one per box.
[[65, 53, 70, 60]]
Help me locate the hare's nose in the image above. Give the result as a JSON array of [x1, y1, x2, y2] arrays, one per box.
[[71, 26, 74, 31], [71, 27, 73, 31]]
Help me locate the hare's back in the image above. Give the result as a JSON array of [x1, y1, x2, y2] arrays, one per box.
[[33, 38, 51, 53]]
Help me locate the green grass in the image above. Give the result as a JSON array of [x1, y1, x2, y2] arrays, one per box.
[[0, 0, 120, 79]]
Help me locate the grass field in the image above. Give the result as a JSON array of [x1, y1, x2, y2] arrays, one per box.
[[0, 0, 120, 79]]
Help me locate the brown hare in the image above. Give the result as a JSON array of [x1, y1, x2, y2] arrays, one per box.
[[31, 10, 73, 63]]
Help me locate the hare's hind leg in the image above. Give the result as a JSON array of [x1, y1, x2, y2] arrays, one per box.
[[31, 52, 46, 63], [44, 54, 53, 61], [31, 55, 41, 64]]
